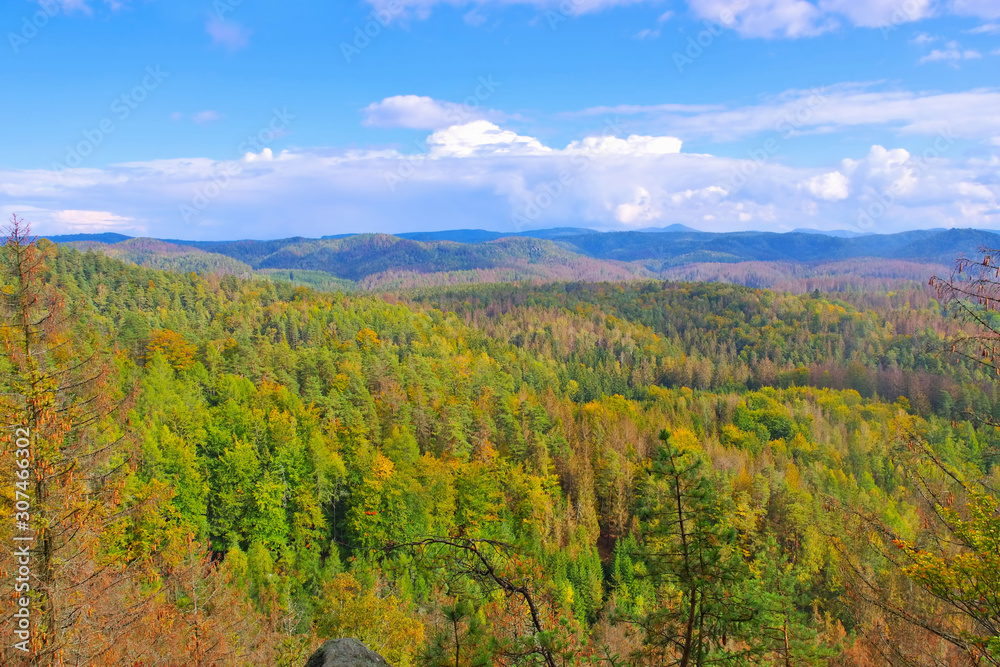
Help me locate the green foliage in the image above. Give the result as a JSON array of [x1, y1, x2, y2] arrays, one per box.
[[20, 242, 1000, 665], [632, 431, 755, 664]]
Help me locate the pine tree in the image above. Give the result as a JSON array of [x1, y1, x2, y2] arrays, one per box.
[[631, 430, 756, 666]]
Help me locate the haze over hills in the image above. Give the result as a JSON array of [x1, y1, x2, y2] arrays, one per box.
[[47, 226, 998, 292]]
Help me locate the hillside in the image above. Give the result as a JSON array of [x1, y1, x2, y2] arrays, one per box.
[[44, 227, 1000, 292], [245, 234, 641, 281], [554, 228, 999, 265], [67, 238, 256, 276], [3, 237, 998, 665], [66, 233, 651, 287], [658, 257, 951, 291]]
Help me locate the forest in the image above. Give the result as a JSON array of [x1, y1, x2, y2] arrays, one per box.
[[2, 218, 999, 666], [51, 226, 998, 293]]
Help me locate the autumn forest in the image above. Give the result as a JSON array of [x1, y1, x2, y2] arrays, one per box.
[[2, 218, 999, 666]]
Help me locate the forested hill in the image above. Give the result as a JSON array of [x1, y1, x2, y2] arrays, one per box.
[[64, 234, 649, 289], [553, 227, 999, 265], [44, 226, 1000, 291], [3, 238, 999, 665]]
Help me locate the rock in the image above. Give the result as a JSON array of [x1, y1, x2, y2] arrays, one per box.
[[304, 638, 392, 667]]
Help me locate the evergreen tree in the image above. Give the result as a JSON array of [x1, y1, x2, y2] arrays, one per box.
[[632, 430, 756, 666]]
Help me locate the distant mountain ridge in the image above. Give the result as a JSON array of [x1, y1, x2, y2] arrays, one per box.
[[42, 226, 1000, 291]]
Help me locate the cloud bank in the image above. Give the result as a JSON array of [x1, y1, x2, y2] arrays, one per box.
[[5, 113, 997, 239]]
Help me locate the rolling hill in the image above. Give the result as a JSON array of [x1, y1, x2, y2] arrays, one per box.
[[65, 238, 256, 276], [43, 226, 1000, 291]]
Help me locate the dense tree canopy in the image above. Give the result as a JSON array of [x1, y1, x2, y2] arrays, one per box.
[[2, 234, 998, 665]]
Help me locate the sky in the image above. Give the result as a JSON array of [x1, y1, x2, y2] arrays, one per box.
[[1, 0, 999, 240]]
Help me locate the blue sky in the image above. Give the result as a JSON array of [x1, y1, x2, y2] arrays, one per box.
[[2, 0, 999, 239]]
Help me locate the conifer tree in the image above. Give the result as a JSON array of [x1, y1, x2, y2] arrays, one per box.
[[631, 430, 756, 666]]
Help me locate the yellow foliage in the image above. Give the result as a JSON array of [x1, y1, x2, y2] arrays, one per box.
[[733, 466, 753, 493], [356, 327, 381, 350], [314, 574, 425, 666], [147, 329, 197, 371], [371, 452, 395, 481], [671, 428, 700, 453], [785, 462, 801, 492], [720, 424, 746, 448]]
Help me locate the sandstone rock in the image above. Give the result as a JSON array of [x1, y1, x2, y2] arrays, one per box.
[[304, 638, 391, 667]]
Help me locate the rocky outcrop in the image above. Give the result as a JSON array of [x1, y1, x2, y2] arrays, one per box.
[[304, 638, 391, 667]]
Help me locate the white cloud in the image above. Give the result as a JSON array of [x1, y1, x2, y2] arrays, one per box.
[[910, 32, 937, 45], [4, 118, 997, 238], [427, 121, 551, 157], [686, 0, 834, 38], [614, 186, 660, 224], [362, 95, 498, 130], [805, 171, 850, 200], [968, 22, 1000, 33], [572, 84, 1000, 142], [52, 210, 142, 233], [243, 147, 274, 162], [919, 42, 982, 63], [566, 134, 683, 155], [949, 0, 1000, 19], [206, 18, 252, 52], [634, 28, 660, 39], [841, 145, 920, 197], [818, 0, 933, 27]]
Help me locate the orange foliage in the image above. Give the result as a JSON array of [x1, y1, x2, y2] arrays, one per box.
[[147, 329, 198, 371]]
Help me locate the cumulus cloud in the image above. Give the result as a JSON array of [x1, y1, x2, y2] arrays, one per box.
[[243, 147, 275, 162], [841, 145, 921, 196], [426, 120, 551, 157], [362, 95, 499, 130], [805, 171, 850, 200], [919, 41, 982, 63], [3, 118, 997, 239], [206, 18, 252, 52], [614, 187, 660, 224]]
